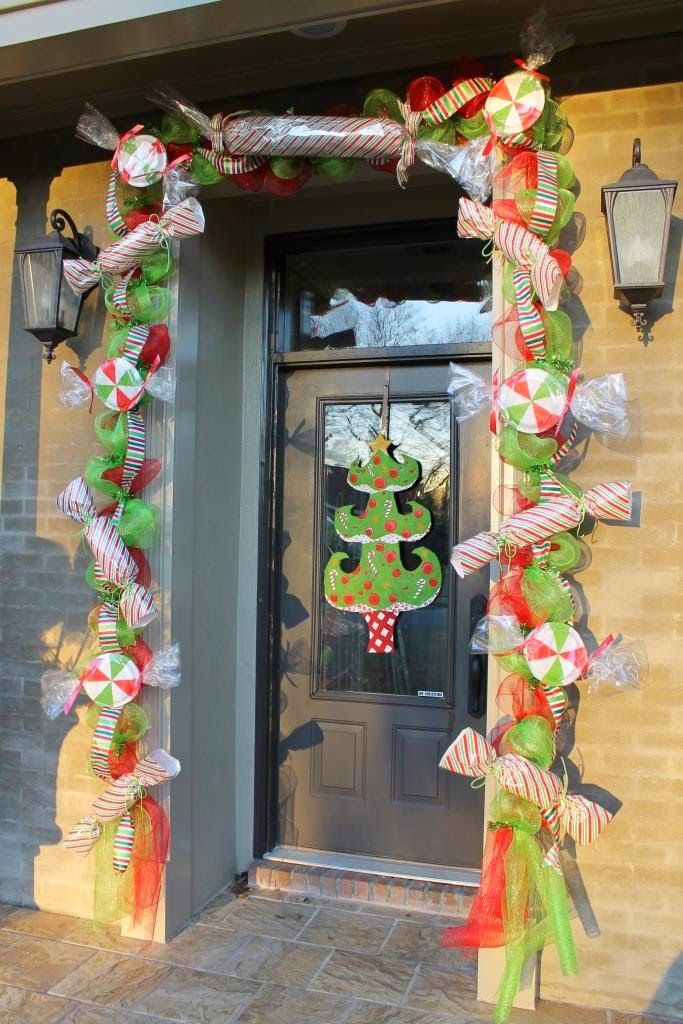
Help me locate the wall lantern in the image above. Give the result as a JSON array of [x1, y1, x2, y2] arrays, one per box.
[[601, 138, 677, 331], [14, 209, 99, 363]]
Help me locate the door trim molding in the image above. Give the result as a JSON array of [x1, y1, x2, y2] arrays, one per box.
[[265, 846, 481, 887]]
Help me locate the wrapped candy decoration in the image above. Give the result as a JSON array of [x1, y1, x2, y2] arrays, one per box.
[[451, 480, 632, 577], [40, 669, 82, 719], [63, 749, 180, 854], [63, 198, 205, 293], [141, 643, 182, 689], [76, 104, 169, 188], [57, 477, 137, 585]]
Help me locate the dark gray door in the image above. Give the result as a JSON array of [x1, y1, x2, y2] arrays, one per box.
[[277, 360, 490, 869]]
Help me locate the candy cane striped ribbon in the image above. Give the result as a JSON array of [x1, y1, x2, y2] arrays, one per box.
[[553, 423, 577, 464], [585, 481, 632, 521], [222, 114, 405, 160], [90, 706, 120, 779], [543, 843, 563, 873], [199, 147, 267, 176], [421, 77, 493, 126], [528, 151, 559, 237], [112, 811, 135, 873], [512, 268, 546, 356], [122, 325, 149, 365], [111, 271, 135, 317], [531, 540, 551, 564], [539, 472, 564, 502], [98, 601, 120, 653], [105, 172, 127, 237], [542, 685, 569, 730], [112, 410, 145, 526]]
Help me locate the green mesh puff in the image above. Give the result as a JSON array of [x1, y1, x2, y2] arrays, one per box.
[[521, 565, 574, 623], [533, 98, 569, 153], [419, 119, 457, 145], [313, 157, 357, 180], [362, 88, 402, 122], [498, 425, 558, 471], [158, 111, 201, 145], [489, 789, 542, 833], [116, 499, 160, 549], [547, 531, 583, 574], [500, 715, 555, 769], [106, 322, 129, 359], [94, 412, 128, 458], [496, 650, 535, 678], [541, 308, 573, 362], [113, 702, 150, 751], [519, 470, 542, 504], [88, 609, 137, 648], [270, 156, 306, 180], [123, 282, 171, 324], [544, 190, 576, 246], [502, 260, 517, 304], [84, 454, 124, 501], [554, 153, 576, 190], [190, 152, 223, 185], [119, 182, 162, 214], [140, 251, 176, 285], [454, 111, 489, 139]]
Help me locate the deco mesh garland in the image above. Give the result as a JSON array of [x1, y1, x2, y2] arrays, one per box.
[[42, 15, 642, 1006]]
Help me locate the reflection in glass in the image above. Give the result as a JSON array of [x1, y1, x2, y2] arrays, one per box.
[[285, 237, 491, 351], [319, 401, 451, 698]]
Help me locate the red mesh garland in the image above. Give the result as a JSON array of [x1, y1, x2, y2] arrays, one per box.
[[230, 163, 267, 193], [488, 568, 538, 629], [451, 57, 490, 118], [124, 635, 154, 672], [497, 674, 556, 731], [101, 458, 161, 495], [443, 827, 512, 948], [131, 796, 170, 932], [263, 162, 313, 196], [109, 742, 138, 779], [141, 324, 171, 366], [406, 75, 446, 112]]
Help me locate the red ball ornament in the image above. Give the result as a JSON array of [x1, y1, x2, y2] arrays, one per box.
[[385, 520, 396, 532], [341, 575, 349, 584], [415, 509, 424, 519], [363, 581, 372, 590], [429, 578, 439, 587], [376, 543, 384, 551], [365, 527, 374, 536], [369, 499, 376, 508], [392, 569, 401, 578], [343, 594, 354, 606], [166, 142, 193, 162], [389, 469, 398, 478], [349, 473, 358, 483], [423, 562, 434, 574], [369, 593, 380, 606], [374, 477, 386, 489], [330, 594, 338, 603], [406, 75, 447, 112], [385, 552, 396, 563], [373, 455, 381, 465], [402, 529, 410, 538], [389, 594, 397, 603]]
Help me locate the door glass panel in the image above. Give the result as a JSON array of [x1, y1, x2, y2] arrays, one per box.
[[318, 400, 452, 699], [283, 236, 491, 352]]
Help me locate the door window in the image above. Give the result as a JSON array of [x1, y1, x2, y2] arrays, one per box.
[[319, 400, 453, 700], [272, 223, 492, 353]]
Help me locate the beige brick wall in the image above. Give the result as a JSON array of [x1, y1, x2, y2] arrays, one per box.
[[538, 82, 683, 1017]]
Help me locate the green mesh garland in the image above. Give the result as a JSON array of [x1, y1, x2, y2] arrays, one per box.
[[496, 650, 535, 678], [106, 322, 129, 359], [500, 715, 555, 769], [94, 412, 128, 459], [104, 280, 171, 324], [521, 565, 574, 623], [498, 426, 558, 471], [489, 790, 541, 833], [454, 111, 489, 139], [140, 251, 176, 285], [190, 152, 223, 185], [84, 454, 124, 500], [314, 157, 357, 180], [547, 531, 583, 574], [158, 111, 201, 145], [88, 607, 138, 648], [542, 309, 574, 362], [116, 499, 160, 549], [362, 88, 402, 122], [112, 702, 149, 751]]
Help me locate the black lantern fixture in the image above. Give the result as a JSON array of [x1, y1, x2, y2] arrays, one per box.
[[14, 209, 99, 363], [601, 138, 677, 331]]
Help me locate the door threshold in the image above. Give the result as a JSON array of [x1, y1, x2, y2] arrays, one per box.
[[263, 845, 480, 888]]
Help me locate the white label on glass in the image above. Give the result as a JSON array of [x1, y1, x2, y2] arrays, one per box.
[[418, 690, 444, 698]]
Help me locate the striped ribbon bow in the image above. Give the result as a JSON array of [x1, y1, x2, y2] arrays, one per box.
[[451, 480, 632, 577], [57, 476, 137, 586], [421, 77, 493, 126], [64, 198, 205, 294], [440, 729, 612, 873], [63, 749, 181, 856]]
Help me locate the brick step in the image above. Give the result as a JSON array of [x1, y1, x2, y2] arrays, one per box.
[[248, 859, 476, 918]]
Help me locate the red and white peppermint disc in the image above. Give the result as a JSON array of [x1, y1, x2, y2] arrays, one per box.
[[82, 652, 141, 708], [484, 70, 545, 138], [524, 622, 588, 686], [116, 134, 167, 188], [497, 367, 567, 434], [94, 358, 145, 411]]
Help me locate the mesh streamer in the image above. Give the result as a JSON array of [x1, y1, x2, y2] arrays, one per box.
[[406, 75, 446, 112], [493, 484, 535, 517], [190, 152, 223, 184], [263, 162, 312, 196], [542, 308, 573, 361], [443, 827, 513, 949], [95, 412, 128, 458], [114, 499, 161, 549], [547, 531, 583, 574], [123, 636, 155, 672], [498, 426, 558, 471], [88, 606, 138, 649], [489, 569, 539, 629], [496, 674, 556, 731], [496, 650, 535, 678], [85, 454, 125, 500], [314, 157, 357, 181]]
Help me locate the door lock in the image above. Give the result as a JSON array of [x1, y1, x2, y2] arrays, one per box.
[[467, 593, 488, 718]]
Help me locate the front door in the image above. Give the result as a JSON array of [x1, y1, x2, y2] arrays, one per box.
[[266, 221, 492, 870]]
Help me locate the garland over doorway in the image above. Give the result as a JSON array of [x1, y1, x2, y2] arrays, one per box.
[[41, 12, 642, 1017]]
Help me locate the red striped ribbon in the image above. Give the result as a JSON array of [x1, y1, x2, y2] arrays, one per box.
[[421, 77, 493, 126]]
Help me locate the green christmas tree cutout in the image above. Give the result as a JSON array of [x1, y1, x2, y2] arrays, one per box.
[[323, 433, 443, 654]]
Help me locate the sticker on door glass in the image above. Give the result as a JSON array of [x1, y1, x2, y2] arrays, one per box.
[[323, 432, 442, 655], [418, 690, 445, 698]]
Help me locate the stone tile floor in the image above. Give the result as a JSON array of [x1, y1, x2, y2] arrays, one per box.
[[0, 888, 660, 1024]]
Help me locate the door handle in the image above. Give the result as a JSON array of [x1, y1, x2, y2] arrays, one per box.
[[467, 594, 488, 719]]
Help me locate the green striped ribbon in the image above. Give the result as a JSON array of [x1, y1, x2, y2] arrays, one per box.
[[421, 77, 493, 126]]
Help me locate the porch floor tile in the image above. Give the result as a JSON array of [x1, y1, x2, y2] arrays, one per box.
[[0, 892, 621, 1024]]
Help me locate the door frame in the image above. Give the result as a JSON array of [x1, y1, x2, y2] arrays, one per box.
[[252, 218, 493, 859]]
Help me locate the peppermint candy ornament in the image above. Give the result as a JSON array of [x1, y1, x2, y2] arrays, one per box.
[[524, 621, 588, 686], [82, 651, 141, 708], [498, 367, 567, 434], [116, 134, 167, 188], [94, 358, 145, 411], [484, 70, 546, 138]]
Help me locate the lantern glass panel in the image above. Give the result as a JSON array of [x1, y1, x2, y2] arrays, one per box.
[[19, 249, 60, 329], [611, 188, 666, 286], [58, 265, 82, 333]]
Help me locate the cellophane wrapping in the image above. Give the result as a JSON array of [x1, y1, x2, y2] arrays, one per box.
[[415, 137, 494, 202], [75, 103, 121, 151], [572, 372, 630, 438], [585, 636, 648, 696], [447, 363, 490, 422]]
